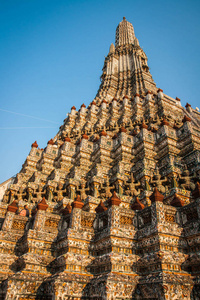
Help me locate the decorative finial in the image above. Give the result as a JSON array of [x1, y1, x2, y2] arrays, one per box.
[[37, 197, 48, 211], [170, 193, 184, 207], [48, 139, 54, 145], [150, 187, 164, 203], [7, 200, 18, 213], [100, 130, 107, 137], [109, 43, 115, 54], [132, 197, 144, 211], [62, 203, 72, 215], [109, 191, 121, 206], [72, 195, 84, 209], [95, 200, 107, 213], [32, 141, 38, 148], [65, 136, 71, 142], [115, 17, 135, 47]]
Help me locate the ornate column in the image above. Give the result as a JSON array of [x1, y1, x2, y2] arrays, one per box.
[[2, 200, 18, 231]]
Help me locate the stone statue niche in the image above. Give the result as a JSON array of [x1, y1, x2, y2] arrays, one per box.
[[150, 167, 168, 193], [101, 176, 115, 199], [178, 168, 195, 191], [77, 179, 90, 201], [125, 173, 141, 196]]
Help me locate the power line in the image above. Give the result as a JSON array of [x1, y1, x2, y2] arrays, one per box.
[[0, 108, 59, 124], [0, 127, 57, 129]]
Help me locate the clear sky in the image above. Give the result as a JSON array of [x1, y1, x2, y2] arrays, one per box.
[[0, 0, 200, 183]]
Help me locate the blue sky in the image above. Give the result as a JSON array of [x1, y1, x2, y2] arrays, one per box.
[[0, 0, 200, 183]]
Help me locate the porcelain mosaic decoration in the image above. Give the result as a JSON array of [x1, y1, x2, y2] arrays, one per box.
[[0, 18, 200, 300]]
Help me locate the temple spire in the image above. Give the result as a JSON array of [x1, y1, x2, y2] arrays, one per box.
[[115, 17, 135, 47], [109, 43, 115, 54]]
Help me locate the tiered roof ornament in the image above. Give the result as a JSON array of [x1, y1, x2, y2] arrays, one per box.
[[115, 17, 135, 46], [150, 188, 164, 203], [7, 200, 18, 213], [37, 197, 48, 211]]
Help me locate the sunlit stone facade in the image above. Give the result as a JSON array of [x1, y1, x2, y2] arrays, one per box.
[[0, 18, 200, 300]]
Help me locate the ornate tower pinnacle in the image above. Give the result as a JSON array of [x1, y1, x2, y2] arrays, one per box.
[[96, 17, 156, 100], [115, 17, 135, 47]]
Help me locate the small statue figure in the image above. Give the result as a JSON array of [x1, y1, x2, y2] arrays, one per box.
[[35, 186, 45, 201], [101, 177, 115, 198], [141, 178, 151, 191], [125, 173, 141, 196], [178, 169, 195, 191], [9, 189, 15, 204], [3, 189, 11, 203], [46, 186, 55, 202], [150, 168, 167, 193], [169, 173, 179, 189], [56, 183, 67, 202], [77, 179, 89, 201], [67, 184, 76, 200], [92, 182, 100, 198], [16, 187, 26, 201], [115, 179, 124, 196], [27, 187, 34, 203]]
